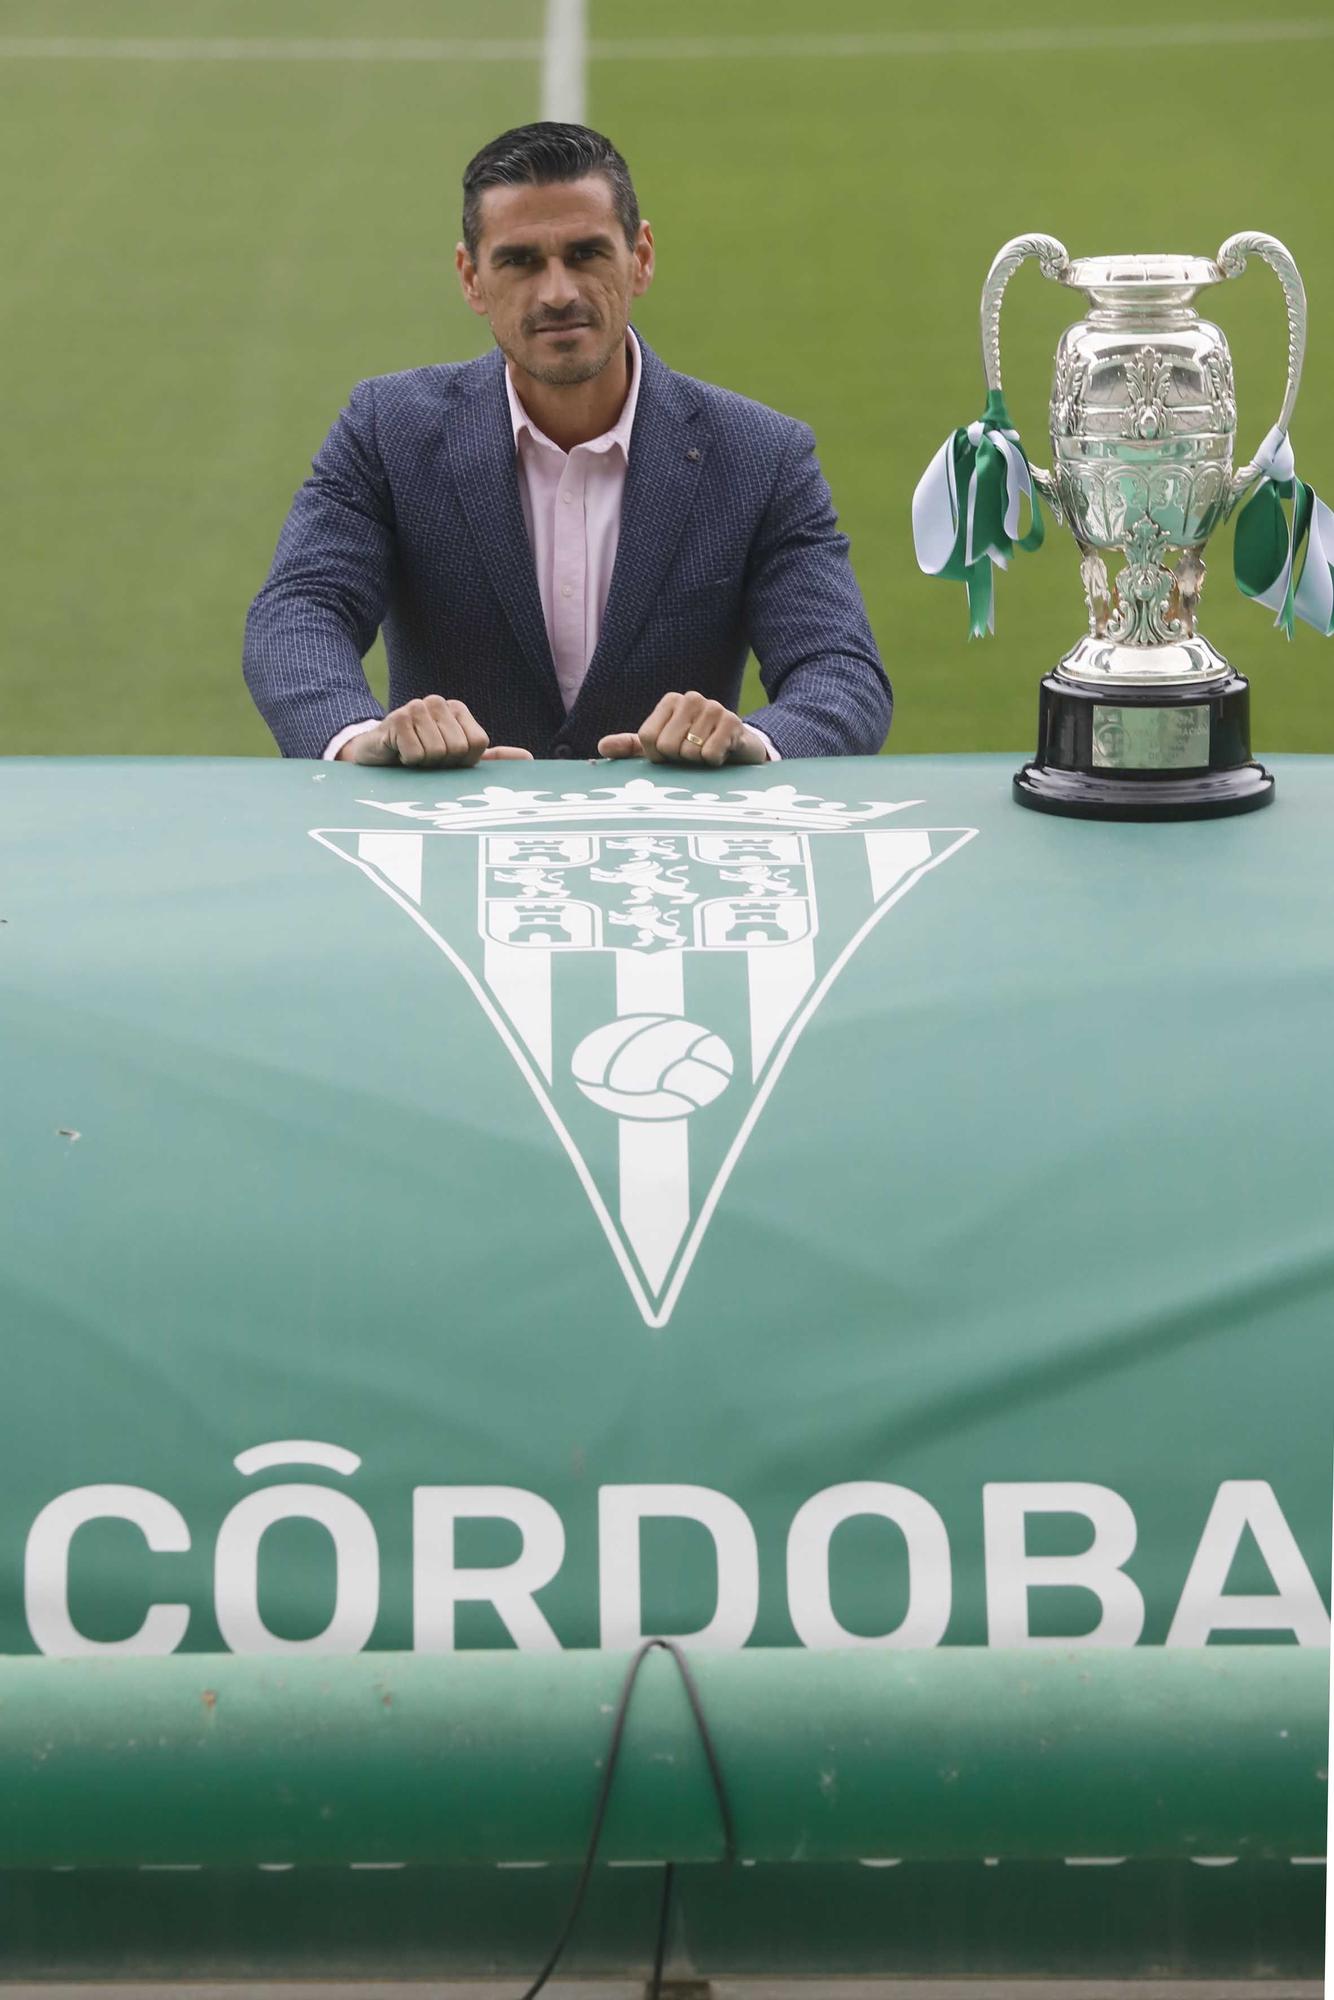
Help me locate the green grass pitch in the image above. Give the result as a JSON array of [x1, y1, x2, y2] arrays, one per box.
[[2, 0, 1333, 758]]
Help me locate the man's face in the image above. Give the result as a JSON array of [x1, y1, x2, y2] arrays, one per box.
[[457, 175, 654, 387]]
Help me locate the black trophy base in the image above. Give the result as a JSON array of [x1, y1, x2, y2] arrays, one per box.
[[1013, 672, 1275, 822]]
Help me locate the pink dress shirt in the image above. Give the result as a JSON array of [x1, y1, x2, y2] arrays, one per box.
[[506, 326, 642, 712], [324, 330, 773, 758]]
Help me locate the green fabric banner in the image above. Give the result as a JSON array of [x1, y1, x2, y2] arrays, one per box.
[[0, 756, 1328, 1663]]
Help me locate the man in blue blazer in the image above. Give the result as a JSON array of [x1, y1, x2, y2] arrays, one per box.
[[244, 123, 892, 769]]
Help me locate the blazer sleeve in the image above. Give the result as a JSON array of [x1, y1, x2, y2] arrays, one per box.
[[243, 382, 393, 760], [740, 421, 893, 759]]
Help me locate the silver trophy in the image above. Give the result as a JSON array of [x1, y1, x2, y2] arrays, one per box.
[[919, 233, 1317, 819]]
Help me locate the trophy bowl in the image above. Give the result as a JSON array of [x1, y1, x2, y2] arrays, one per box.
[[915, 231, 1325, 821]]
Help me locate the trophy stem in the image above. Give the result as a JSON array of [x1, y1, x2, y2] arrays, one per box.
[[1013, 669, 1274, 821]]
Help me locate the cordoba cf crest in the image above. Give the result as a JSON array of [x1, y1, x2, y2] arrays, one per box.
[[313, 781, 975, 1326]]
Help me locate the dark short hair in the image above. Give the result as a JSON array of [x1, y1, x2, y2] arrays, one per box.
[[462, 122, 640, 257]]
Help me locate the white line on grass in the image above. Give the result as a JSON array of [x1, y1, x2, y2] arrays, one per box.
[[1, 21, 1332, 61], [0, 37, 543, 61], [589, 20, 1334, 59], [542, 0, 587, 121]]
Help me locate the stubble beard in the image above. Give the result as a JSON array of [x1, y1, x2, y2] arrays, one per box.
[[521, 350, 610, 387], [508, 319, 624, 389]]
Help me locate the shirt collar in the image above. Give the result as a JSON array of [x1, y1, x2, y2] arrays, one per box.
[[505, 327, 642, 459]]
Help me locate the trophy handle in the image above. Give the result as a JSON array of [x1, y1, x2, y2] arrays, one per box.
[[980, 233, 1072, 517], [1218, 231, 1307, 506]]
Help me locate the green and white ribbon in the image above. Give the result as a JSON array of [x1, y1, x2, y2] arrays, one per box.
[[1234, 423, 1334, 638], [911, 388, 1044, 636]]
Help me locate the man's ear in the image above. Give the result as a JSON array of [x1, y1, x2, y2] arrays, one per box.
[[631, 221, 655, 299], [456, 242, 488, 317]]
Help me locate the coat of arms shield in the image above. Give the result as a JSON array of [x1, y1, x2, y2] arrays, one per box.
[[314, 780, 974, 1326]]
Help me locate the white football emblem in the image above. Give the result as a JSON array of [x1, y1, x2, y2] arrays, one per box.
[[571, 1014, 733, 1120]]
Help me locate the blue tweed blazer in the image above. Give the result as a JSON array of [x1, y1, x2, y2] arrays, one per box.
[[243, 334, 892, 761]]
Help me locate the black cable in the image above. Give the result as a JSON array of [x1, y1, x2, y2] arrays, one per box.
[[650, 1860, 676, 1994], [517, 1637, 736, 1999]]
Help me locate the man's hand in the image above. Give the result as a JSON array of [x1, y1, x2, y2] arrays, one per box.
[[599, 692, 770, 767], [336, 696, 533, 766]]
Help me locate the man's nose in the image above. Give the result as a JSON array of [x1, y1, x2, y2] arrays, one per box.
[[536, 257, 581, 310]]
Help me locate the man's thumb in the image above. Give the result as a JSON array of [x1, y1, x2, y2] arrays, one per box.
[[338, 723, 397, 764]]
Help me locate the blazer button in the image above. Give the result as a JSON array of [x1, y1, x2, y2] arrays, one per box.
[[553, 743, 573, 758]]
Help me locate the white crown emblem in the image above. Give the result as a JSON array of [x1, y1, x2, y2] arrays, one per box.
[[358, 777, 922, 833]]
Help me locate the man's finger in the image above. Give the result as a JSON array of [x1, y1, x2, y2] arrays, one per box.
[[635, 693, 682, 759], [657, 693, 716, 762], [409, 702, 451, 764], [598, 732, 644, 758], [435, 706, 474, 763], [699, 712, 742, 767], [379, 696, 486, 767], [447, 699, 490, 762], [481, 745, 535, 760], [391, 700, 454, 766], [384, 712, 423, 765], [636, 692, 684, 760]]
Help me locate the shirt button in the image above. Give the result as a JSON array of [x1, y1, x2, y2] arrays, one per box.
[[563, 493, 574, 505], [561, 584, 573, 598], [554, 743, 573, 759]]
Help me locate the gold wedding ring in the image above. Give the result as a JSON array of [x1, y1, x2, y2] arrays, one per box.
[[685, 731, 705, 747]]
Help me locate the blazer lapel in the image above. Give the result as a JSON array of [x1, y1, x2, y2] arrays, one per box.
[[444, 349, 564, 714], [568, 339, 706, 720]]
